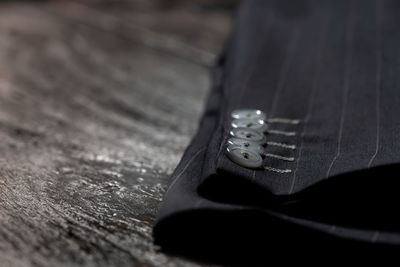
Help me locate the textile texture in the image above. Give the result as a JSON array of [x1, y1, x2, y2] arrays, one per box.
[[154, 0, 400, 261]]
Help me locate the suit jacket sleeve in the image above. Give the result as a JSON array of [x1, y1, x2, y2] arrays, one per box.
[[153, 0, 400, 258]]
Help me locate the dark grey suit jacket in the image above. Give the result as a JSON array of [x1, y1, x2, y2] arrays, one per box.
[[154, 0, 400, 261]]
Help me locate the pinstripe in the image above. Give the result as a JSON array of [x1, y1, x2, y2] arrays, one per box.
[[235, 10, 276, 107], [288, 4, 331, 194], [156, 0, 400, 248], [256, 24, 300, 180], [268, 25, 301, 117], [216, 9, 276, 166], [368, 0, 384, 168], [251, 169, 256, 182], [326, 0, 356, 178], [163, 147, 206, 196]]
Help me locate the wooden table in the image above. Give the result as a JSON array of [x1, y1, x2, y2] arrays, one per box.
[[0, 1, 236, 266]]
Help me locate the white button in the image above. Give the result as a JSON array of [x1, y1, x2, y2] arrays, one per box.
[[230, 127, 266, 144], [226, 145, 263, 169], [231, 118, 268, 133], [231, 109, 267, 121], [227, 138, 265, 155]]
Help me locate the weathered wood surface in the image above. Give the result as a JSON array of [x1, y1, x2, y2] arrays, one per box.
[[0, 1, 236, 266]]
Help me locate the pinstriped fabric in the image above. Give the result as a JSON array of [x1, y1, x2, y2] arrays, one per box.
[[253, 16, 301, 180], [325, 0, 356, 178], [367, 0, 383, 168], [155, 0, 400, 255], [252, 1, 330, 192], [289, 1, 332, 194], [373, 0, 400, 167], [268, 24, 301, 117], [162, 147, 207, 197], [207, 0, 277, 184]]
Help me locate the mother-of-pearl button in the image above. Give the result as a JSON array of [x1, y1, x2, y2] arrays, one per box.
[[226, 145, 263, 169], [230, 127, 266, 144], [231, 118, 268, 133], [227, 137, 265, 156], [231, 109, 267, 121]]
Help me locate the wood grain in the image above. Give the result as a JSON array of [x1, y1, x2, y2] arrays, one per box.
[[0, 1, 236, 266]]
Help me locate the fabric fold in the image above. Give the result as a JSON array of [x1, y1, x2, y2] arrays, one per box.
[[154, 0, 400, 259]]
